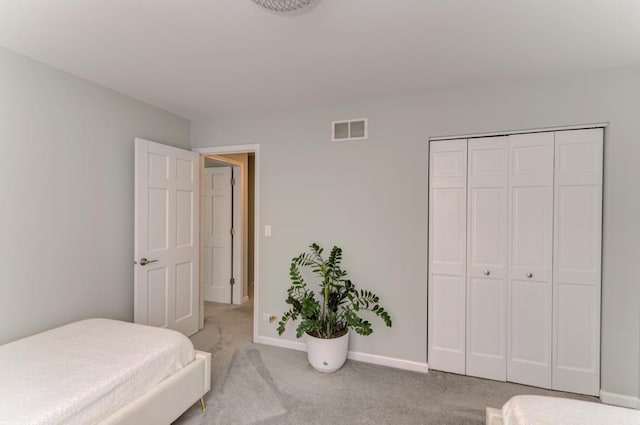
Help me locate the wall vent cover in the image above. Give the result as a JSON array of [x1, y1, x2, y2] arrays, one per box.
[[332, 118, 368, 141]]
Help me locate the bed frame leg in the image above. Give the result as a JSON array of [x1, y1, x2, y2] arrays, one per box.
[[199, 397, 206, 412]]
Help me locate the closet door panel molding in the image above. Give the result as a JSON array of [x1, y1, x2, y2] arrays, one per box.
[[552, 128, 603, 396], [428, 140, 467, 374], [427, 127, 603, 396], [507, 132, 554, 389], [466, 137, 508, 381]]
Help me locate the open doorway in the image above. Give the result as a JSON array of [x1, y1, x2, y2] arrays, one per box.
[[194, 145, 259, 343]]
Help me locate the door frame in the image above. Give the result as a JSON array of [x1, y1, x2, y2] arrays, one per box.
[[427, 122, 608, 366], [193, 144, 260, 343], [426, 123, 606, 393]]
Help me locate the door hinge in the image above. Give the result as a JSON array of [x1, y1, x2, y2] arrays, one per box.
[[230, 278, 236, 286], [230, 178, 236, 186], [230, 228, 235, 236]]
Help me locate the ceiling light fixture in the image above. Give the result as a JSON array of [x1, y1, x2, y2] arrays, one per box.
[[252, 0, 314, 12]]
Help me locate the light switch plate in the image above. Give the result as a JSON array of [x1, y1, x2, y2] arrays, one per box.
[[265, 225, 272, 237]]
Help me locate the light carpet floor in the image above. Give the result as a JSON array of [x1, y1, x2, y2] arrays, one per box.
[[174, 294, 595, 425]]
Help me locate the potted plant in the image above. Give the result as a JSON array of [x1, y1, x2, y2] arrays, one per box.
[[277, 243, 392, 372]]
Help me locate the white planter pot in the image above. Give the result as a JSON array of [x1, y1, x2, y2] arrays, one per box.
[[305, 331, 349, 373]]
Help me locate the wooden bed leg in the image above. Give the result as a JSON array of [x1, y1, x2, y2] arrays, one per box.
[[199, 397, 206, 412]]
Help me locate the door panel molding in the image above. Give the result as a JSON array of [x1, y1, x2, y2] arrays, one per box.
[[135, 138, 200, 336], [507, 132, 554, 389], [466, 137, 508, 381], [201, 166, 232, 303], [428, 140, 467, 374], [429, 127, 603, 396], [552, 128, 603, 396]]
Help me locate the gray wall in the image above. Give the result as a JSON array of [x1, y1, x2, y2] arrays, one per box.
[[0, 47, 190, 344], [191, 69, 640, 399]]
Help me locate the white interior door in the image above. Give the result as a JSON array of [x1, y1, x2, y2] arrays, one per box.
[[134, 138, 199, 336], [201, 167, 232, 303], [552, 128, 603, 396], [507, 132, 554, 388], [466, 137, 508, 381], [428, 139, 467, 374]]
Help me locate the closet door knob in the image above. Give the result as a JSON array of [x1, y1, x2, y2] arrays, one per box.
[[527, 272, 533, 278], [484, 270, 491, 276]]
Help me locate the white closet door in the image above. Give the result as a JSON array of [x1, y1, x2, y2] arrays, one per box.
[[466, 137, 508, 381], [428, 140, 467, 374], [552, 129, 603, 396], [507, 132, 554, 388]]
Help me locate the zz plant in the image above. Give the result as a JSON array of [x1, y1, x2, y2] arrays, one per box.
[[277, 243, 392, 339]]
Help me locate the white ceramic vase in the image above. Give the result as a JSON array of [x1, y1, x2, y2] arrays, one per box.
[[305, 331, 349, 373]]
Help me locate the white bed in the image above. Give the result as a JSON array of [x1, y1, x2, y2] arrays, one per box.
[[486, 395, 640, 425], [0, 318, 211, 425]]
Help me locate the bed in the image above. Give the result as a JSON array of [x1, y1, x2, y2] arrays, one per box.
[[486, 395, 640, 425], [0, 318, 211, 425]]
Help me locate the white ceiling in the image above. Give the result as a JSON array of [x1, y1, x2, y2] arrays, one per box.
[[1, 0, 639, 120]]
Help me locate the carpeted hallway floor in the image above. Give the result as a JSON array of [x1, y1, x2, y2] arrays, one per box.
[[174, 290, 595, 425]]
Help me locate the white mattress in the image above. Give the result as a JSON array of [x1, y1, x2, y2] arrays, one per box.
[[502, 395, 640, 425], [0, 318, 195, 425]]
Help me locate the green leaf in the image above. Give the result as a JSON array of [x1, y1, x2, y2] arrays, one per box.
[[279, 242, 393, 339]]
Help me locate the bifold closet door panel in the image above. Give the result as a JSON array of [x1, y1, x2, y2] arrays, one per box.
[[507, 132, 554, 389], [466, 137, 508, 381], [428, 140, 467, 374], [552, 129, 603, 396]]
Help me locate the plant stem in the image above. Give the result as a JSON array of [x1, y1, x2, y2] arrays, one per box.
[[324, 278, 330, 337]]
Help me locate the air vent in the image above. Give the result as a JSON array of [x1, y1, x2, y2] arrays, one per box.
[[332, 118, 368, 142]]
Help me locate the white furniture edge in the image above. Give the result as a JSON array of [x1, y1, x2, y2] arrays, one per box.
[[600, 390, 640, 409], [98, 350, 212, 425], [485, 390, 640, 424], [485, 407, 503, 425], [256, 336, 429, 373], [487, 395, 640, 425]]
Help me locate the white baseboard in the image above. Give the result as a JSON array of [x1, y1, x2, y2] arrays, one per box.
[[255, 336, 306, 352], [255, 336, 429, 373], [600, 390, 640, 409], [347, 350, 429, 373]]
